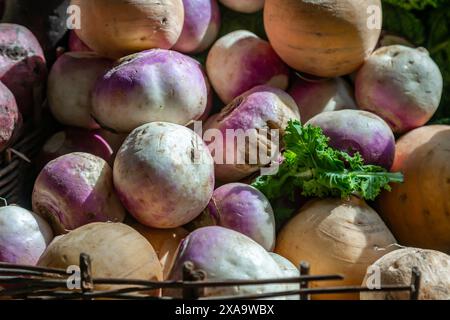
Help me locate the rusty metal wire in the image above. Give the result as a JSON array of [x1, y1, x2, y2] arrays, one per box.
[[0, 253, 421, 300]]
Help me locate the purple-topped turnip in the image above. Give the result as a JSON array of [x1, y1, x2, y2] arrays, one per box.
[[173, 0, 221, 54], [0, 23, 47, 116], [48, 52, 112, 129], [32, 153, 126, 234], [206, 30, 289, 104], [191, 183, 276, 251], [355, 45, 443, 134], [218, 0, 264, 13], [114, 122, 215, 229], [92, 49, 209, 133], [167, 226, 286, 298], [306, 110, 396, 169], [0, 81, 20, 152], [288, 76, 357, 123], [204, 85, 300, 182], [37, 128, 114, 169], [0, 205, 53, 265]]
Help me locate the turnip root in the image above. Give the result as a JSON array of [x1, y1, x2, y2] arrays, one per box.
[[377, 125, 450, 252], [0, 81, 20, 152], [114, 122, 215, 228], [0, 23, 47, 116], [173, 0, 221, 54], [204, 85, 300, 182], [264, 0, 381, 78], [288, 76, 357, 123], [218, 0, 264, 13], [71, 0, 184, 59], [270, 253, 300, 300], [306, 110, 396, 169], [167, 226, 286, 298], [0, 205, 53, 265], [92, 49, 208, 133], [129, 221, 189, 279], [68, 31, 92, 52], [356, 45, 443, 134], [38, 222, 163, 292], [361, 248, 450, 300], [206, 30, 289, 104], [48, 52, 112, 129], [37, 129, 114, 169], [2, 0, 69, 62], [32, 153, 126, 234], [191, 183, 276, 251], [94, 129, 127, 156], [276, 197, 397, 300]]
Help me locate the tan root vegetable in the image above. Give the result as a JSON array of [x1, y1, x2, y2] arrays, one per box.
[[275, 197, 397, 300], [361, 248, 450, 300], [264, 0, 382, 77], [71, 0, 184, 59], [128, 221, 189, 279], [38, 223, 163, 293], [377, 125, 450, 252]]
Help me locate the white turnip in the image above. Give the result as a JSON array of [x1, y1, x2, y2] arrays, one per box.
[[0, 205, 53, 265], [114, 122, 215, 228], [356, 45, 443, 134]]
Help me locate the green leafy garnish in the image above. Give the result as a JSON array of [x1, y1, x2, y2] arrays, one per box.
[[252, 121, 403, 220]]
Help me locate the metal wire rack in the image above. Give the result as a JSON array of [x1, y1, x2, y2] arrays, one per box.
[[0, 253, 422, 300]]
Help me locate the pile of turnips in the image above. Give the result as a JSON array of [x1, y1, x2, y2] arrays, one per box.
[[1, 0, 450, 301]]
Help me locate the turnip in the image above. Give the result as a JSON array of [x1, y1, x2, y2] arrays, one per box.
[[355, 45, 443, 134], [306, 110, 396, 169], [206, 30, 289, 104], [32, 153, 126, 234], [0, 81, 20, 152], [94, 128, 127, 156], [190, 183, 276, 251], [68, 30, 92, 52], [2, 0, 69, 62], [0, 205, 53, 265], [129, 221, 189, 279], [167, 226, 287, 298], [218, 0, 264, 13], [288, 76, 357, 123], [114, 122, 215, 229], [264, 0, 381, 77], [173, 0, 221, 54], [92, 49, 208, 133], [276, 197, 397, 300], [269, 253, 300, 300], [48, 52, 112, 129], [204, 85, 300, 182], [0, 23, 47, 116], [361, 248, 450, 300], [71, 0, 184, 59], [38, 222, 163, 292], [37, 128, 114, 169]]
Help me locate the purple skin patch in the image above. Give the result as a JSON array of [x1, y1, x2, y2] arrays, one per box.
[[174, 0, 221, 53], [68, 30, 92, 52], [307, 110, 396, 170], [0, 24, 47, 116], [205, 183, 276, 250]]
